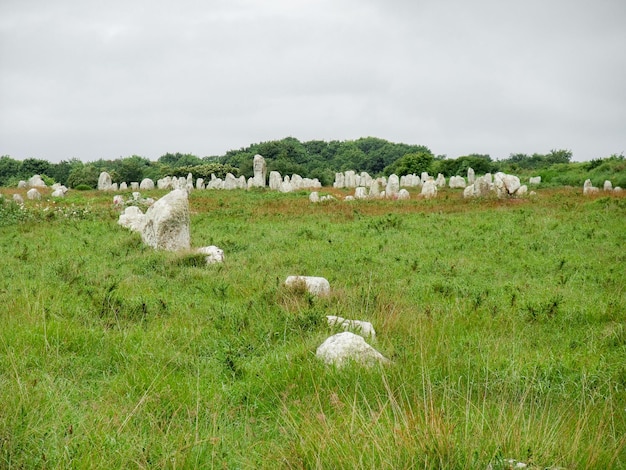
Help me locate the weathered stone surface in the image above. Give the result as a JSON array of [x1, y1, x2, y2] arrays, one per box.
[[327, 316, 376, 338], [474, 176, 492, 196], [285, 276, 330, 296], [269, 171, 282, 190], [26, 188, 41, 200], [421, 178, 437, 199], [604, 180, 613, 191], [316, 332, 389, 367], [139, 178, 154, 190], [502, 174, 521, 195], [463, 184, 475, 198], [196, 178, 205, 190], [516, 185, 528, 197], [309, 191, 320, 203], [17, 180, 27, 188], [449, 175, 466, 188], [13, 193, 24, 204], [252, 154, 267, 187], [583, 179, 599, 195], [118, 206, 146, 232], [28, 175, 47, 188], [333, 172, 345, 189], [280, 175, 293, 193], [398, 188, 410, 200], [113, 195, 124, 206], [130, 182, 140, 190], [529, 176, 541, 185], [435, 173, 446, 187], [354, 187, 368, 199], [224, 173, 237, 190], [467, 167, 475, 184], [421, 172, 430, 184], [386, 174, 400, 199], [119, 182, 128, 190], [369, 179, 381, 198], [140, 189, 190, 251], [51, 189, 65, 198], [344, 170, 357, 188], [197, 245, 224, 264], [98, 172, 112, 190]]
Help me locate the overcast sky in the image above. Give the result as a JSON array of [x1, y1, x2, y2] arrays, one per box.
[[1, 0, 625, 163]]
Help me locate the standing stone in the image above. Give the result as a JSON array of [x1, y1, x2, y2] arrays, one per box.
[[309, 191, 320, 203], [118, 206, 146, 232], [369, 179, 381, 198], [139, 178, 154, 190], [333, 172, 345, 189], [17, 180, 27, 188], [316, 332, 389, 367], [130, 182, 139, 190], [421, 172, 430, 184], [529, 176, 541, 185], [421, 178, 437, 199], [51, 189, 65, 198], [140, 189, 190, 251], [354, 187, 368, 199], [13, 193, 24, 204], [280, 175, 293, 193], [463, 184, 475, 198], [467, 167, 475, 185], [501, 173, 521, 195], [269, 171, 282, 190], [604, 180, 613, 191], [398, 189, 410, 200], [224, 173, 237, 190], [196, 178, 205, 190], [583, 179, 599, 195], [119, 182, 128, 190], [435, 173, 446, 187], [26, 188, 41, 200], [98, 172, 113, 191], [449, 176, 466, 188], [386, 174, 400, 199], [344, 171, 357, 188], [252, 154, 267, 187], [28, 175, 47, 188]]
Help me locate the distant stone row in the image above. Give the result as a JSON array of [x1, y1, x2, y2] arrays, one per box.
[[583, 179, 622, 195], [97, 154, 321, 193]]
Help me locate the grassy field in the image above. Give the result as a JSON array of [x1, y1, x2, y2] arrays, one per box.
[[1, 186, 625, 469]]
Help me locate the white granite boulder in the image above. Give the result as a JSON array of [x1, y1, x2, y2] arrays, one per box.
[[13, 193, 24, 204], [118, 206, 146, 232], [316, 332, 389, 367], [529, 176, 541, 185], [467, 167, 475, 184], [285, 275, 330, 296], [604, 180, 613, 191], [140, 189, 190, 251], [397, 188, 410, 200], [385, 174, 400, 199], [17, 180, 27, 188], [197, 245, 225, 264], [251, 154, 267, 188], [449, 176, 466, 189]]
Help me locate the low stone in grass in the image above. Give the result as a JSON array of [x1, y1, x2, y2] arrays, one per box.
[[141, 189, 190, 251], [583, 179, 599, 195], [327, 315, 376, 338], [118, 206, 146, 232], [197, 245, 225, 264], [316, 332, 389, 367], [285, 275, 330, 296], [13, 193, 24, 204], [421, 178, 437, 199], [28, 175, 47, 188], [140, 178, 154, 190]]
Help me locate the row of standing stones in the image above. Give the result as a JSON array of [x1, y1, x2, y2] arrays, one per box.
[[116, 188, 388, 368]]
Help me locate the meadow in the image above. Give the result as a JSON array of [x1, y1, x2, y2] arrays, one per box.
[[1, 186, 625, 469]]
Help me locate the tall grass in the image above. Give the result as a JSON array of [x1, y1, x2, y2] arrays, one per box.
[[0, 187, 625, 468]]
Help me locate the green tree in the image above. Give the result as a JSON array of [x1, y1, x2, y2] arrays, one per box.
[[384, 151, 434, 176], [0, 156, 20, 187]]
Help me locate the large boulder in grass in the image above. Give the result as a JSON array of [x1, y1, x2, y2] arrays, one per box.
[[285, 275, 330, 296], [140, 189, 190, 251], [27, 188, 41, 200], [28, 175, 47, 188], [316, 332, 389, 367]]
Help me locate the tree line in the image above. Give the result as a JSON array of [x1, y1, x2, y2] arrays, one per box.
[[2, 136, 622, 189]]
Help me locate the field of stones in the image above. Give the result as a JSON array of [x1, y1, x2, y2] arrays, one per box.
[[1, 180, 625, 468]]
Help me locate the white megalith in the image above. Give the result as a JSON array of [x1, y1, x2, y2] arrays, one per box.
[[386, 174, 400, 199], [269, 171, 282, 190], [604, 180, 613, 191], [139, 178, 154, 190], [118, 206, 146, 232], [140, 189, 190, 251], [252, 154, 267, 187], [529, 176, 541, 185], [316, 332, 389, 367], [421, 178, 437, 199], [98, 172, 112, 191], [285, 276, 330, 296], [28, 175, 47, 188], [309, 191, 320, 203], [583, 179, 599, 195], [467, 167, 475, 185], [197, 245, 225, 264]]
